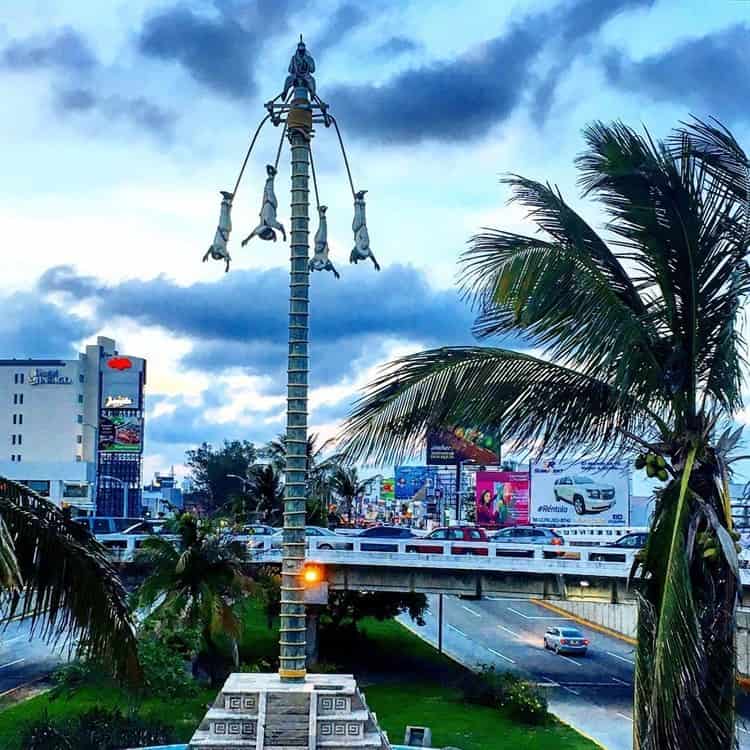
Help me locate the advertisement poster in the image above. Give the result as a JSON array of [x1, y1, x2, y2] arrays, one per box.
[[395, 466, 437, 500], [426, 428, 499, 465], [530, 459, 630, 526], [99, 415, 143, 453], [380, 477, 395, 502], [475, 471, 530, 528]]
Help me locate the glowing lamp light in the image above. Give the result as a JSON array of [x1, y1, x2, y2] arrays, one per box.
[[303, 566, 321, 585], [107, 357, 132, 370]]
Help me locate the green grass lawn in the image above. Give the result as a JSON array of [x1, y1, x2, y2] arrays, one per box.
[[0, 599, 598, 750], [0, 684, 215, 750]]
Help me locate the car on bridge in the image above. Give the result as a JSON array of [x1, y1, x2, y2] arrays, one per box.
[[553, 474, 616, 515], [251, 526, 353, 553], [607, 531, 648, 548], [357, 525, 416, 552], [490, 526, 564, 545], [406, 526, 489, 556], [544, 626, 589, 655]]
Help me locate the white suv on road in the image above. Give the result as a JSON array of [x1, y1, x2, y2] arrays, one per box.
[[553, 474, 616, 515]]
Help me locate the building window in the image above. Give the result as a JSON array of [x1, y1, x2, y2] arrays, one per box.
[[17, 435, 22, 445], [19, 374, 24, 384], [76, 435, 83, 444], [11, 435, 16, 445], [25, 480, 50, 497], [64, 483, 87, 498], [12, 394, 17, 405], [18, 414, 22, 425], [19, 394, 23, 405], [77, 415, 83, 424], [78, 394, 83, 404], [17, 455, 21, 462], [12, 415, 16, 425], [75, 455, 82, 462], [10, 455, 14, 462], [79, 374, 84, 383]]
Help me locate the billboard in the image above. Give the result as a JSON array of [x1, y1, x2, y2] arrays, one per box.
[[380, 477, 395, 502], [475, 471, 530, 528], [101, 355, 145, 410], [530, 459, 630, 526], [99, 415, 143, 453], [395, 466, 446, 501], [426, 427, 499, 465]]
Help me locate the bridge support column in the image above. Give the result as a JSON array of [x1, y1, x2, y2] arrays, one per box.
[[306, 605, 322, 668]]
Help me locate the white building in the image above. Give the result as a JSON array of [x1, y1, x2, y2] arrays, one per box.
[[0, 336, 146, 515]]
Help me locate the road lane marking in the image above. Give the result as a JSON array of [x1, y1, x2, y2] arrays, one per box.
[[546, 651, 582, 666], [496, 624, 520, 638], [487, 647, 515, 665], [461, 605, 481, 618], [447, 624, 467, 637], [611, 677, 631, 686], [606, 651, 635, 665], [562, 686, 580, 696], [537, 680, 560, 688], [508, 607, 568, 620], [1, 636, 25, 646], [0, 658, 25, 670], [617, 712, 633, 722]]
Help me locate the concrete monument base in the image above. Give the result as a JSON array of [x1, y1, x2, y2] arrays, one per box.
[[189, 673, 390, 750]]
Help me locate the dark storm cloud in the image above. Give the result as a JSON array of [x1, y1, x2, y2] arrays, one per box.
[[0, 291, 94, 358], [136, 0, 303, 98], [54, 87, 177, 138], [1, 27, 97, 72], [327, 0, 654, 144], [604, 24, 750, 121], [39, 263, 489, 385], [315, 3, 368, 56], [374, 36, 419, 58]]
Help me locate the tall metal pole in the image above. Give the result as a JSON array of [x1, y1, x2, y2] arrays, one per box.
[[279, 85, 312, 682]]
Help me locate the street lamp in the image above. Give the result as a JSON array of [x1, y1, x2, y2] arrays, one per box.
[[99, 474, 129, 518], [205, 37, 376, 683]]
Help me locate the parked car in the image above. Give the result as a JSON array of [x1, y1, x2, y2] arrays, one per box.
[[544, 626, 589, 655], [553, 475, 616, 515], [407, 526, 488, 556], [607, 531, 648, 548], [79, 517, 148, 536], [490, 526, 564, 545], [251, 526, 352, 553], [357, 525, 416, 552]]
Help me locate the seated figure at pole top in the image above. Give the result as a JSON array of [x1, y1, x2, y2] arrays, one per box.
[[283, 37, 316, 99]]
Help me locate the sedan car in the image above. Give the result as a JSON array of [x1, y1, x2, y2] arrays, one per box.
[[250, 526, 352, 553], [407, 526, 488, 556], [544, 626, 589, 655], [357, 525, 416, 552], [607, 531, 648, 548], [491, 526, 564, 545]]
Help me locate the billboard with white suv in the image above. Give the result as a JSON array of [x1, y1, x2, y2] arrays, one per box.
[[530, 459, 630, 526]]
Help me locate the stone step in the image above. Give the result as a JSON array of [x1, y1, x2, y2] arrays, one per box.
[[204, 709, 260, 721], [190, 728, 257, 747], [318, 732, 389, 748], [316, 710, 369, 722]]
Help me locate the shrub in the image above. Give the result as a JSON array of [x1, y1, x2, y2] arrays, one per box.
[[138, 636, 198, 698], [463, 666, 548, 725], [20, 707, 176, 750], [502, 674, 548, 725]]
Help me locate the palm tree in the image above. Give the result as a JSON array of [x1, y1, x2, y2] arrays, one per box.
[[0, 478, 140, 682], [247, 463, 284, 524], [340, 119, 749, 750], [132, 513, 253, 686], [330, 467, 378, 525], [265, 433, 339, 520]]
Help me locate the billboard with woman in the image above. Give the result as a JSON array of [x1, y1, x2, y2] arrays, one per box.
[[475, 471, 530, 528]]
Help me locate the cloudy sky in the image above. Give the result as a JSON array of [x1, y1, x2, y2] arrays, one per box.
[[2, 0, 749, 481]]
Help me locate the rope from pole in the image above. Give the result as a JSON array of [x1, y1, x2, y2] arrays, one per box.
[[274, 120, 289, 172], [309, 143, 321, 212], [232, 113, 271, 197], [329, 114, 356, 199]]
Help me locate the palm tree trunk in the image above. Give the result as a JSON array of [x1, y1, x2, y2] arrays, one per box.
[[635, 451, 738, 749]]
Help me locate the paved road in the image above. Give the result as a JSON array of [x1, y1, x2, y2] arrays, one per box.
[[400, 594, 750, 750], [0, 616, 66, 698]]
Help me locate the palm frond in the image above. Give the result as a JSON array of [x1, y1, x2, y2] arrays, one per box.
[[0, 478, 140, 683], [341, 346, 655, 465]]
